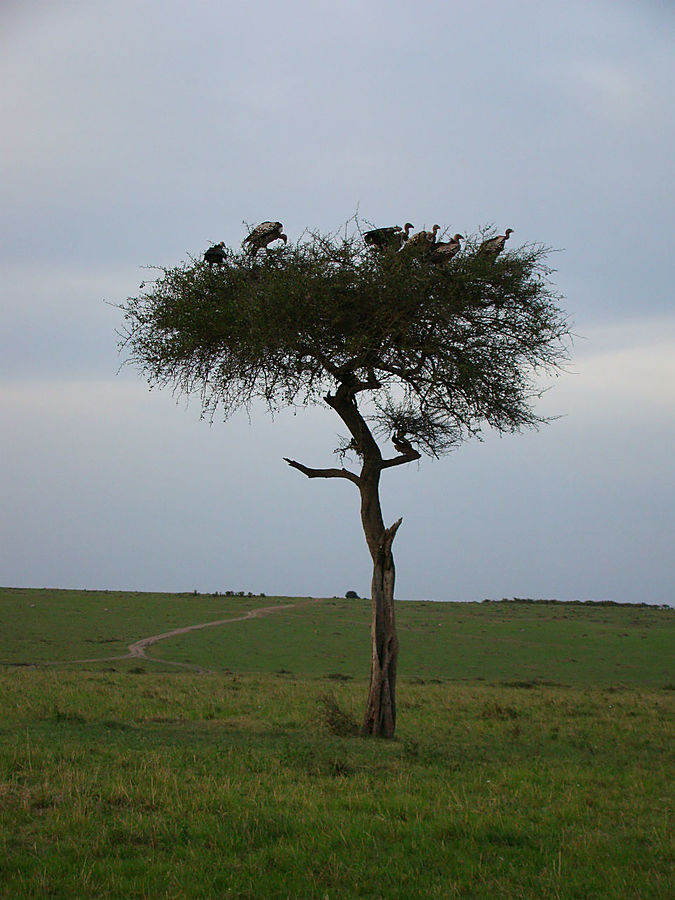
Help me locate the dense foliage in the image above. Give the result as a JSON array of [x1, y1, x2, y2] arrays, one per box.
[[120, 227, 570, 457]]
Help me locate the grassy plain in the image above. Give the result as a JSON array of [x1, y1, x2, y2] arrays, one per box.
[[0, 588, 270, 665], [147, 596, 674, 687], [0, 587, 673, 899]]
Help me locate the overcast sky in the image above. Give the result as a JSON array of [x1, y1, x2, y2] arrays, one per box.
[[1, 0, 673, 605]]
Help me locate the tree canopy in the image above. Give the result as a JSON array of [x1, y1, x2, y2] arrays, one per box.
[[120, 226, 569, 459]]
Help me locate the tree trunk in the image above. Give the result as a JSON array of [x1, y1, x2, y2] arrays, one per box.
[[360, 476, 402, 738], [321, 382, 405, 738]]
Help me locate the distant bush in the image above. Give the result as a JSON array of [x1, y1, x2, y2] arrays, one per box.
[[483, 597, 662, 609], [345, 590, 360, 599]]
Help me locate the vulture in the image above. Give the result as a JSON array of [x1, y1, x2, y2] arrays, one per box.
[[430, 233, 464, 264], [478, 228, 514, 257], [363, 223, 414, 251], [392, 432, 415, 455], [203, 242, 226, 267], [402, 224, 441, 255], [242, 221, 288, 254]]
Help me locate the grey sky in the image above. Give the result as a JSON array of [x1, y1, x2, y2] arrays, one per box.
[[1, 0, 673, 604]]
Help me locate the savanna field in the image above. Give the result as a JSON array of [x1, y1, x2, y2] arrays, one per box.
[[0, 588, 673, 899]]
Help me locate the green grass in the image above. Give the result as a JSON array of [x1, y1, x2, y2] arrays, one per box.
[[2, 587, 672, 688], [153, 597, 675, 687], [0, 587, 279, 664], [0, 588, 673, 898]]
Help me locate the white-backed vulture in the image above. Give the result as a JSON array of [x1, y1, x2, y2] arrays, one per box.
[[242, 221, 288, 254], [478, 228, 514, 256]]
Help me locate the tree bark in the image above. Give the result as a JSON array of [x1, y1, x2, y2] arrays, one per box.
[[297, 380, 412, 739], [361, 513, 402, 738]]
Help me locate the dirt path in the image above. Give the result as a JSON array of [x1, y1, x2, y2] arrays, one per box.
[[123, 602, 313, 672], [8, 599, 322, 672]]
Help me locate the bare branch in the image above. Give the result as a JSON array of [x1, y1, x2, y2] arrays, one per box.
[[324, 383, 383, 463], [380, 450, 422, 470], [283, 457, 360, 485], [382, 517, 403, 552]]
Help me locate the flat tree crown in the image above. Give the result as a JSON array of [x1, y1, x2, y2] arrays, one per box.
[[121, 227, 569, 456]]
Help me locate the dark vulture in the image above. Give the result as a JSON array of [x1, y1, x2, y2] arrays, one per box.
[[392, 432, 415, 455], [203, 242, 227, 267], [430, 233, 464, 264], [478, 228, 514, 256], [401, 224, 441, 255], [242, 221, 288, 254], [363, 223, 414, 251]]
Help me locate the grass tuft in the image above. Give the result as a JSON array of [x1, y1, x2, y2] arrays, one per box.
[[318, 692, 360, 736]]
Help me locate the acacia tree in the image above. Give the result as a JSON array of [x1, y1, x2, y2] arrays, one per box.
[[119, 223, 569, 738]]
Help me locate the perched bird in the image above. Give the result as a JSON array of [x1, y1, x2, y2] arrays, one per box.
[[203, 242, 226, 267], [401, 224, 440, 255], [430, 233, 464, 264], [364, 223, 414, 251], [392, 432, 414, 455], [478, 228, 514, 256], [242, 221, 287, 254]]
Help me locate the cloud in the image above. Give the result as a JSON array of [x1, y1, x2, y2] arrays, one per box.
[[556, 317, 675, 424]]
